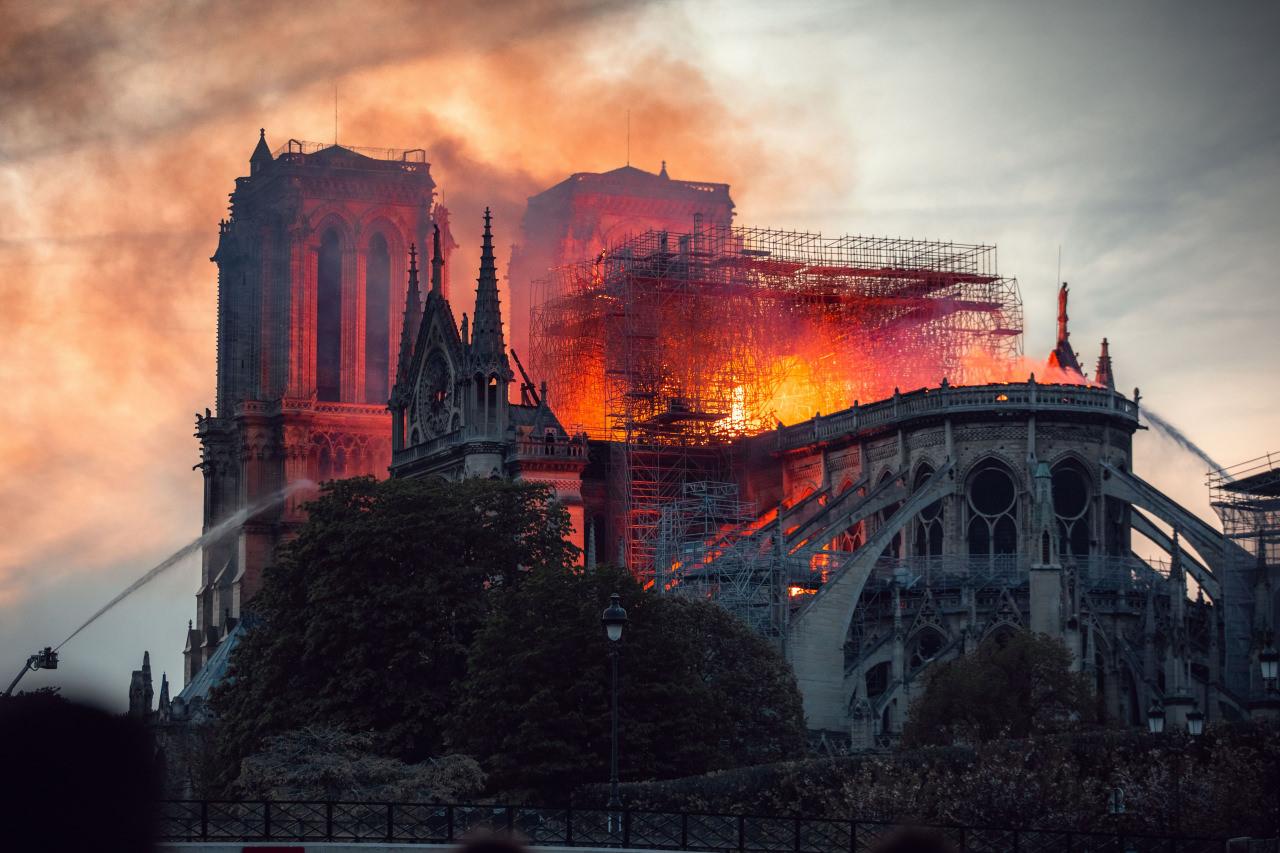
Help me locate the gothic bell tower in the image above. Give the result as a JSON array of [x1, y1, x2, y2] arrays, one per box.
[[188, 131, 449, 683]]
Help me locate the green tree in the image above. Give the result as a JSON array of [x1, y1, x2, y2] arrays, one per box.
[[448, 563, 806, 801], [902, 630, 1095, 748], [210, 476, 577, 783]]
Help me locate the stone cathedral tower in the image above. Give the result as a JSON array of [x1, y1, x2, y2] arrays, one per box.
[[187, 132, 451, 683]]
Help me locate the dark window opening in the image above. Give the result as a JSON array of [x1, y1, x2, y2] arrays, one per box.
[[967, 463, 1018, 562], [866, 661, 890, 697], [316, 229, 343, 401], [1053, 463, 1093, 557], [364, 234, 391, 403]]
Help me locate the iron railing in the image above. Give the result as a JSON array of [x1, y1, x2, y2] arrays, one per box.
[[159, 800, 1241, 852]]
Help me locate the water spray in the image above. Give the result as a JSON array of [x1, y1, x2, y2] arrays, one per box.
[[1140, 407, 1229, 478], [51, 480, 315, 654]]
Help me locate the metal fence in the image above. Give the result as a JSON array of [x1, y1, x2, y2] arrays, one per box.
[[159, 800, 1240, 852]]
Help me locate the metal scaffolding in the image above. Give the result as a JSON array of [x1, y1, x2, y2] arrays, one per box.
[[1209, 452, 1280, 692], [656, 481, 785, 638], [530, 223, 1023, 579]]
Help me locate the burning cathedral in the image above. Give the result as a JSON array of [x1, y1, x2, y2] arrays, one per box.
[[139, 131, 1277, 752]]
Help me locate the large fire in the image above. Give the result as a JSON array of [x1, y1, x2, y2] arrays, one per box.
[[530, 227, 1040, 442]]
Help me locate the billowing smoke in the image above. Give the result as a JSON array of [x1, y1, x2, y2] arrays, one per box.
[[0, 0, 853, 619]]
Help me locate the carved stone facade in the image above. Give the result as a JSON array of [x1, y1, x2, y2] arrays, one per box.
[[766, 381, 1240, 741], [188, 134, 452, 684], [389, 211, 589, 551]]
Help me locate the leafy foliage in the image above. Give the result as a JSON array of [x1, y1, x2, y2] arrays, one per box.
[[210, 476, 577, 783], [233, 726, 485, 801], [448, 563, 806, 801], [902, 630, 1096, 747], [591, 723, 1280, 836]]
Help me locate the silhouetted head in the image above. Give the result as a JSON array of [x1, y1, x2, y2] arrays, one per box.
[[0, 692, 160, 853], [871, 827, 959, 853]]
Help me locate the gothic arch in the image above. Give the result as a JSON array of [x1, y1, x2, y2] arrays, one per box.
[[307, 207, 358, 246], [358, 211, 408, 248], [911, 460, 945, 557], [1043, 448, 1096, 479], [1051, 456, 1095, 559], [956, 450, 1024, 489], [964, 456, 1021, 565], [907, 625, 947, 673]]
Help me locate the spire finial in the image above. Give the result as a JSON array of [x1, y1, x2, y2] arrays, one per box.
[[1095, 337, 1115, 389], [1057, 282, 1070, 344], [659, 159, 669, 179], [392, 243, 424, 404], [471, 209, 503, 360], [1046, 281, 1083, 376], [250, 128, 273, 172]]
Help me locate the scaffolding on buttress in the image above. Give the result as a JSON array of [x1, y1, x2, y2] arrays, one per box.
[[530, 223, 1023, 582], [1208, 452, 1280, 693], [656, 481, 786, 638]]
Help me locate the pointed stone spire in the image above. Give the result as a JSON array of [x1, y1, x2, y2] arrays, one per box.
[[430, 223, 444, 295], [392, 244, 422, 401], [158, 673, 170, 714], [470, 208, 506, 366], [250, 128, 273, 175], [142, 651, 153, 710], [1095, 338, 1115, 389], [1031, 461, 1059, 568], [659, 159, 669, 179], [1047, 282, 1084, 376], [460, 313, 469, 348]]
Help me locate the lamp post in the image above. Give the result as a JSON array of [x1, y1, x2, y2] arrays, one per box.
[[1146, 702, 1165, 735], [601, 593, 628, 811], [1261, 646, 1279, 692], [1185, 709, 1204, 737]]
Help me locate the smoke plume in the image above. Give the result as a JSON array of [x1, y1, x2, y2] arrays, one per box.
[[0, 0, 852, 620]]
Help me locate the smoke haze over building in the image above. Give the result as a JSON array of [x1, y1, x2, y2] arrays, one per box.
[[1, 0, 1277, 706]]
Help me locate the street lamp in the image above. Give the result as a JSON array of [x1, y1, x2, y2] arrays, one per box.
[[1261, 647, 1279, 690], [1185, 709, 1205, 737], [601, 593, 627, 811], [1147, 702, 1165, 735]]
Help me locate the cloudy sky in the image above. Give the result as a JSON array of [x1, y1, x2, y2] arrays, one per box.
[[2, 0, 1277, 708]]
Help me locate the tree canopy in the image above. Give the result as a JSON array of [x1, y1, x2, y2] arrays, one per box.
[[448, 562, 807, 801], [901, 630, 1096, 747], [210, 475, 577, 780]]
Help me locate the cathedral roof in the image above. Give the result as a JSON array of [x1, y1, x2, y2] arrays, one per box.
[[531, 163, 734, 207], [177, 621, 246, 704], [511, 401, 571, 437]]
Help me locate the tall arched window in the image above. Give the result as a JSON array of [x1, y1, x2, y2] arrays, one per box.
[[365, 233, 391, 404], [1052, 461, 1092, 558], [967, 462, 1018, 566], [913, 464, 944, 557], [316, 228, 343, 401]]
